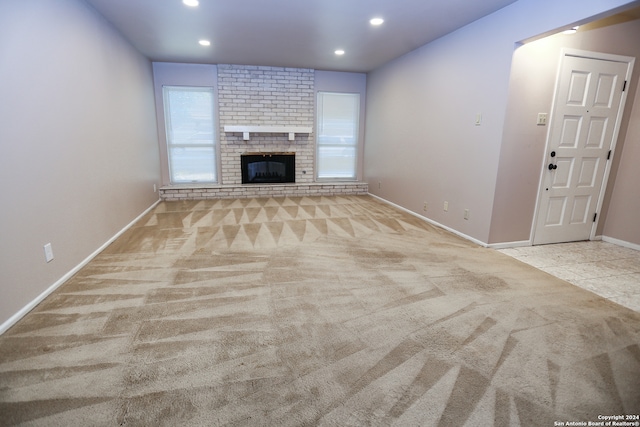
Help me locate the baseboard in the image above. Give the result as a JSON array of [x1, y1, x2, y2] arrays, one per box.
[[602, 235, 640, 251], [0, 199, 161, 336], [486, 240, 532, 249], [368, 193, 489, 247]]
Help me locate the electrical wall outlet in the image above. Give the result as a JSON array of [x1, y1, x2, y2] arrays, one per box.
[[378, 181, 381, 189], [44, 243, 54, 263], [153, 184, 157, 192], [423, 202, 428, 211], [464, 209, 470, 220], [443, 201, 448, 212]]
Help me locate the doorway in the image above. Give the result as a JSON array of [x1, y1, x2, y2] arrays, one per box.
[[533, 49, 634, 245]]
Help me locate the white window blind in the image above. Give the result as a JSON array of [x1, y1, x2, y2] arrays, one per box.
[[316, 92, 359, 179], [163, 86, 217, 183]]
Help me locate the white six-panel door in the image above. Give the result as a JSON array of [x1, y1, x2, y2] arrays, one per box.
[[533, 51, 632, 245]]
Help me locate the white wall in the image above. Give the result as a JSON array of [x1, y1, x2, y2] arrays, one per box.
[[364, 0, 638, 244], [0, 0, 160, 329]]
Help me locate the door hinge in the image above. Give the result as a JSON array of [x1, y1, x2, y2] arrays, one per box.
[[607, 150, 612, 160], [593, 213, 598, 222], [623, 80, 627, 92]]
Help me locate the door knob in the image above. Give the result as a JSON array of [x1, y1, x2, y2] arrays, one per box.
[[548, 163, 557, 170]]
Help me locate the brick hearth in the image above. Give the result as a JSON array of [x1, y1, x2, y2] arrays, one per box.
[[159, 182, 368, 201]]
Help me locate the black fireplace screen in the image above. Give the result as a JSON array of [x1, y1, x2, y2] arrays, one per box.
[[241, 153, 295, 184]]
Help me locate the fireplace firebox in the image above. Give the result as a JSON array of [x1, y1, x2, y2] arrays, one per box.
[[241, 153, 295, 184]]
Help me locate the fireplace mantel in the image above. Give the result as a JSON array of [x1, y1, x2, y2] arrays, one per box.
[[224, 125, 312, 141]]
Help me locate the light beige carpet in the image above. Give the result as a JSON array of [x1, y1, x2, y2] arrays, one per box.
[[1, 195, 639, 426]]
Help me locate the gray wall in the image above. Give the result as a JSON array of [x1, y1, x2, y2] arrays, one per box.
[[604, 75, 640, 245], [490, 17, 640, 245], [364, 0, 638, 245], [0, 0, 160, 328]]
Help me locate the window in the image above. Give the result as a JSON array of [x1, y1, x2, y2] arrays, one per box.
[[163, 86, 217, 183], [316, 92, 360, 179]]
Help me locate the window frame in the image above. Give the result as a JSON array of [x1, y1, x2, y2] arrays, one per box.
[[315, 91, 360, 181], [162, 85, 218, 184]]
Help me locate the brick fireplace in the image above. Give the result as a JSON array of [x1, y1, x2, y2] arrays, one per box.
[[218, 64, 315, 185], [159, 64, 367, 201]]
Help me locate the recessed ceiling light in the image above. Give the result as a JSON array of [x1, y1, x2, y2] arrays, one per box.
[[370, 18, 384, 26], [199, 40, 211, 46], [183, 0, 199, 7], [562, 26, 579, 34], [335, 49, 345, 56]]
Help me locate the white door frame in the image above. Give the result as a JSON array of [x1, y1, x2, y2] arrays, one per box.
[[530, 48, 634, 245]]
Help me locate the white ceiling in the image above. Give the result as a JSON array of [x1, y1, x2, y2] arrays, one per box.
[[83, 0, 518, 73]]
